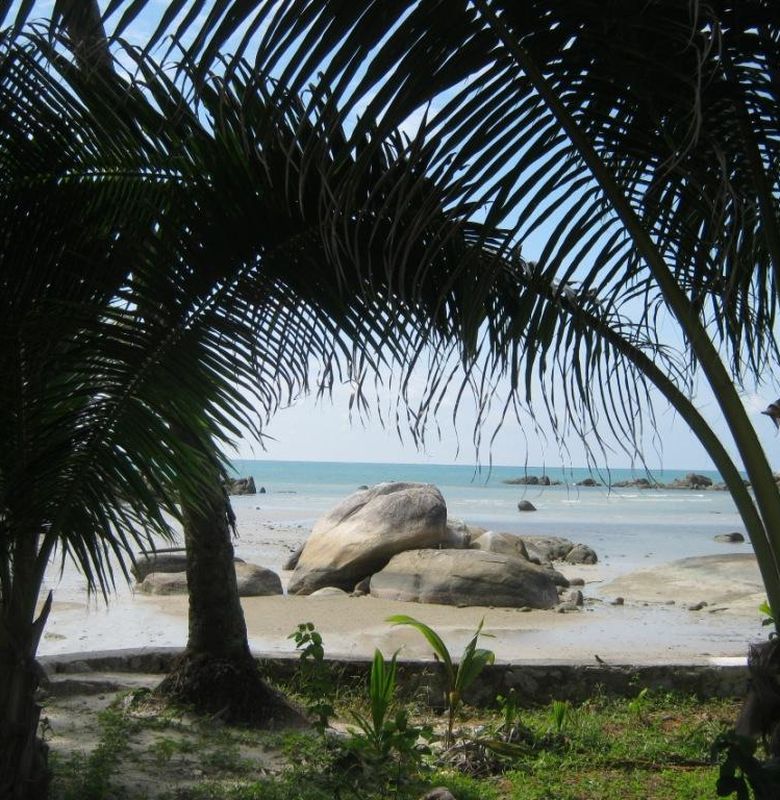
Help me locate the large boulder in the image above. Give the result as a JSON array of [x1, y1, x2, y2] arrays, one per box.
[[369, 549, 559, 608], [470, 531, 529, 561], [138, 572, 188, 595], [138, 562, 282, 597], [131, 552, 188, 582], [288, 482, 448, 595], [234, 563, 283, 596]]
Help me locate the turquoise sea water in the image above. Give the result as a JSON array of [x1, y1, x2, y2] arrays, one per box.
[[228, 459, 749, 574]]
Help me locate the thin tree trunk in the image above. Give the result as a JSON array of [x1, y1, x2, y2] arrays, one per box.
[[157, 427, 303, 726]]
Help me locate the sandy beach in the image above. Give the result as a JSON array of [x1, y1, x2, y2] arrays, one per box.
[[38, 507, 768, 666]]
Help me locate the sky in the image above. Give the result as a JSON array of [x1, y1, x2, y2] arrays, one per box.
[[9, 1, 780, 472]]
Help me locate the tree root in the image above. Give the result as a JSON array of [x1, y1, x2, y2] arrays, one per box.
[[156, 651, 307, 728]]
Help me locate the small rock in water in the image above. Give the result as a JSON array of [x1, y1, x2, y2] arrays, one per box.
[[714, 532, 745, 543], [688, 601, 708, 611], [610, 596, 624, 606], [517, 500, 537, 512]]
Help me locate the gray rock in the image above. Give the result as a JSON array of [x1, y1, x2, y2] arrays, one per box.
[[225, 476, 256, 495], [576, 477, 600, 487], [556, 602, 580, 613], [442, 519, 484, 549], [234, 563, 283, 597], [353, 576, 372, 594], [308, 587, 350, 598], [517, 500, 537, 512], [421, 789, 457, 800], [289, 482, 448, 595], [283, 544, 304, 571], [612, 477, 654, 489], [688, 601, 708, 611], [546, 567, 570, 588], [139, 561, 280, 597], [132, 553, 188, 582], [671, 472, 713, 489], [518, 536, 575, 563], [611, 596, 625, 606], [565, 543, 598, 565], [470, 531, 529, 561], [259, 486, 266, 494], [138, 572, 188, 595], [568, 589, 584, 606], [370, 549, 559, 609], [714, 532, 745, 543], [569, 577, 586, 586]]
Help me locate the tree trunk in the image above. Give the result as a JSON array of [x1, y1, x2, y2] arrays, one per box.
[[157, 433, 304, 726], [0, 532, 52, 800]]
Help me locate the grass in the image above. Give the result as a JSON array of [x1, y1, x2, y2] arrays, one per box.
[[47, 686, 745, 800]]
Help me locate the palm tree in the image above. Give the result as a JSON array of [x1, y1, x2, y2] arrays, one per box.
[[1, 15, 514, 796], [54, 0, 778, 620]]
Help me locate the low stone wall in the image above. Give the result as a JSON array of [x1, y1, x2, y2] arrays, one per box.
[[40, 648, 748, 707]]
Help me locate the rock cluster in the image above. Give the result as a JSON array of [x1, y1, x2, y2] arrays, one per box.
[[504, 472, 728, 490], [502, 475, 561, 486], [288, 481, 597, 610], [132, 552, 282, 597]]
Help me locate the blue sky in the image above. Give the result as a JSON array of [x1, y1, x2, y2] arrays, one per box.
[[8, 1, 779, 471]]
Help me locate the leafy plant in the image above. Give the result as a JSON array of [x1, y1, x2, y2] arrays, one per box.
[[550, 700, 571, 735], [759, 602, 777, 639], [288, 622, 334, 734], [346, 648, 433, 787], [387, 615, 495, 746], [628, 688, 650, 723]]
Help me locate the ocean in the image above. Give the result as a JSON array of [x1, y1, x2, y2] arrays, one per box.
[[228, 459, 750, 576]]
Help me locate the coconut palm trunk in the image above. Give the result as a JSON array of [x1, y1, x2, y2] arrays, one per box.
[[0, 531, 53, 800], [156, 428, 299, 723]]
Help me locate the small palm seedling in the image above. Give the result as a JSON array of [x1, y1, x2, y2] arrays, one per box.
[[387, 615, 495, 746], [347, 649, 432, 787], [550, 699, 571, 735], [628, 687, 650, 724]]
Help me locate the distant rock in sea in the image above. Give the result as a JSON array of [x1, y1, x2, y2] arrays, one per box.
[[225, 476, 256, 495]]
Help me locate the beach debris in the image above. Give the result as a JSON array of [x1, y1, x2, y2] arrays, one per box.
[[556, 602, 580, 613], [517, 500, 537, 512], [610, 597, 625, 606], [594, 654, 607, 664], [688, 601, 708, 611]]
